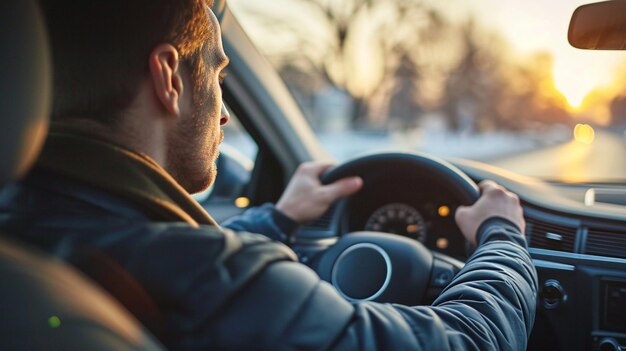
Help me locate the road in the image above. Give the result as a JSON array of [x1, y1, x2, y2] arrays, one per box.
[[490, 130, 626, 183]]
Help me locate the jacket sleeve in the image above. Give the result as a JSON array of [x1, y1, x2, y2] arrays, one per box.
[[221, 203, 300, 243], [206, 217, 538, 351]]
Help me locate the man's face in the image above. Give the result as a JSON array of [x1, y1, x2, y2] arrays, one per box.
[[166, 8, 229, 194]]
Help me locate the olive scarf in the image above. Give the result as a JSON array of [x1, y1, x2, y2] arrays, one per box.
[[34, 126, 218, 227]]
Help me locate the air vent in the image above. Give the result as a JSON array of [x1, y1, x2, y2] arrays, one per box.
[[525, 218, 577, 252], [586, 228, 626, 259]]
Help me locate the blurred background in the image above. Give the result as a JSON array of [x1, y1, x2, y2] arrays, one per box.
[[228, 0, 626, 183]]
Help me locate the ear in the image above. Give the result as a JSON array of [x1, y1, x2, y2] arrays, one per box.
[[148, 44, 183, 117]]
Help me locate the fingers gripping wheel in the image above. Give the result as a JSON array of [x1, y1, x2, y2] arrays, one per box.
[[313, 152, 477, 304]]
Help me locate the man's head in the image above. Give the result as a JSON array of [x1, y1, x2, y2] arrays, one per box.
[[40, 0, 229, 193]]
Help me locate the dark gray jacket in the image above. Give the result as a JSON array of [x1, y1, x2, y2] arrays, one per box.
[[0, 132, 538, 351]]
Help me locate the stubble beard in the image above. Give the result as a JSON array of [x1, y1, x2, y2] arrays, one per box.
[[203, 128, 224, 192], [167, 109, 223, 195]]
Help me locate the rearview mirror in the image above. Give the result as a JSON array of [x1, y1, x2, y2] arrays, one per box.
[[569, 1, 626, 50]]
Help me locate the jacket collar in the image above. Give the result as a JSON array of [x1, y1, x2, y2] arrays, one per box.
[[34, 126, 218, 227]]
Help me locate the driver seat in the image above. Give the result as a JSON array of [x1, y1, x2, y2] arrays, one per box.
[[0, 2, 163, 350]]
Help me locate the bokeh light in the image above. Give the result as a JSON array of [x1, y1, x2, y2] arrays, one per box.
[[573, 124, 596, 144], [48, 316, 61, 329], [235, 197, 250, 208]]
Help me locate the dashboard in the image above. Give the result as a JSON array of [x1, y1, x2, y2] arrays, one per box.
[[293, 157, 626, 351], [453, 159, 626, 351], [342, 174, 467, 259]]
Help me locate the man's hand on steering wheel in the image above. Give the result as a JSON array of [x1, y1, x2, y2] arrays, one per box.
[[277, 162, 363, 224], [455, 180, 526, 245]]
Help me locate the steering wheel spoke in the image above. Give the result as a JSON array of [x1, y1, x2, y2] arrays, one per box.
[[424, 252, 465, 303]]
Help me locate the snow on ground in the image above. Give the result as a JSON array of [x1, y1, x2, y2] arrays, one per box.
[[317, 126, 571, 162], [222, 121, 573, 165]]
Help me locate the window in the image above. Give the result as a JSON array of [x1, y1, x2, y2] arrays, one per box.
[[230, 0, 626, 183]]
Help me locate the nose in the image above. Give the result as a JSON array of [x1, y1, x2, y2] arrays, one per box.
[[220, 103, 230, 126]]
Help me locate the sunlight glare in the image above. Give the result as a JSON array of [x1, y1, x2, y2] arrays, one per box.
[[466, 0, 626, 119], [559, 86, 587, 110], [552, 55, 621, 113]]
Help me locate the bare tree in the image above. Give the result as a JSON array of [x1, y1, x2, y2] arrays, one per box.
[[239, 0, 448, 127], [441, 20, 572, 133]]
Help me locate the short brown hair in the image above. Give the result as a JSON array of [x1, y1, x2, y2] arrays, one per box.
[[40, 0, 214, 124]]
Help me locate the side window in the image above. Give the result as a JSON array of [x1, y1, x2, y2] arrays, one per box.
[[193, 106, 258, 220]]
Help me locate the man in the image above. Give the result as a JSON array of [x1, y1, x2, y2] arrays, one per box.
[[0, 0, 537, 350]]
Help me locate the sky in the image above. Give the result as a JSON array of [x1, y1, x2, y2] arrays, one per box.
[[431, 0, 626, 110]]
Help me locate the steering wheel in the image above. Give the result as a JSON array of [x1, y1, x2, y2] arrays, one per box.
[[313, 152, 479, 305]]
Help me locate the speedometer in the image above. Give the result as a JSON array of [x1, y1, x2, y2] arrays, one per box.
[[365, 203, 427, 243]]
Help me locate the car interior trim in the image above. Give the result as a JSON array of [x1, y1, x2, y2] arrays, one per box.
[[532, 259, 576, 271]]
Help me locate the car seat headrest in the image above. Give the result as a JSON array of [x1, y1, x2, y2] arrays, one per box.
[[0, 1, 51, 185]]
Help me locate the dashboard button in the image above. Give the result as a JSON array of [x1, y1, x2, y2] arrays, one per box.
[[542, 279, 567, 309], [430, 259, 455, 288]]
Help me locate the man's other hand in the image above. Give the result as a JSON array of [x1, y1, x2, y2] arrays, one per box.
[[455, 180, 525, 245], [276, 162, 363, 224]]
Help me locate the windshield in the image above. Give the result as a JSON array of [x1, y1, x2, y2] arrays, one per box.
[[229, 0, 626, 184]]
